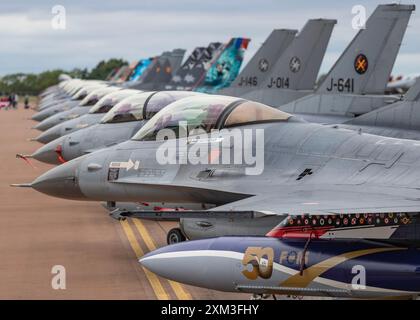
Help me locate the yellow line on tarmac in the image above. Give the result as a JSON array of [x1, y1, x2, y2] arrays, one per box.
[[120, 219, 169, 300], [132, 219, 192, 300]]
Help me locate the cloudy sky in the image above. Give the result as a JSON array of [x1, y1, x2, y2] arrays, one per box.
[[1, 0, 419, 76]]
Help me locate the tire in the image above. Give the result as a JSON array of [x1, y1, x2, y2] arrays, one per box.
[[167, 228, 186, 245]]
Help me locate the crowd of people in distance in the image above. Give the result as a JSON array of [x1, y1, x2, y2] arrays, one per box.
[[0, 93, 30, 110]]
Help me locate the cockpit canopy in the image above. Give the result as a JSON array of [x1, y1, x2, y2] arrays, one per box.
[[100, 91, 203, 124], [72, 88, 89, 100], [79, 87, 119, 107], [100, 92, 156, 124], [145, 91, 203, 119], [71, 83, 105, 100], [132, 95, 291, 141], [89, 89, 140, 114]]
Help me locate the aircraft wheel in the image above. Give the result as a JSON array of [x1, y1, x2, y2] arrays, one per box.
[[167, 228, 186, 245]]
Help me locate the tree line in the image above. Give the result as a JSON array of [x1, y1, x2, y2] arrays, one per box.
[[0, 58, 128, 96]]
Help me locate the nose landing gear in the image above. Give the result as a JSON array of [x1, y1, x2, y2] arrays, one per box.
[[167, 228, 186, 244]]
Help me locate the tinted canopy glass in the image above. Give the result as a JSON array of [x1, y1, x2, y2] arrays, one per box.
[[72, 88, 88, 100], [100, 92, 155, 124], [88, 89, 140, 114], [224, 100, 290, 127], [79, 87, 118, 107], [144, 91, 204, 120], [132, 96, 291, 141]]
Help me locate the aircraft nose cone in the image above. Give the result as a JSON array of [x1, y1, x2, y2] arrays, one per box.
[[33, 120, 50, 131], [35, 115, 63, 131], [31, 108, 57, 122], [31, 114, 41, 122], [32, 136, 66, 165], [31, 112, 47, 122], [35, 126, 61, 144], [31, 159, 86, 200], [140, 238, 235, 291]]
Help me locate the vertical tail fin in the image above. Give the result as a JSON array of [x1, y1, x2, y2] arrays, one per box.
[[195, 37, 251, 93], [262, 18, 336, 91], [151, 59, 172, 84], [148, 49, 186, 86], [105, 67, 119, 81], [317, 4, 415, 95], [119, 61, 139, 82], [179, 42, 224, 90], [165, 48, 186, 75], [227, 29, 297, 89], [126, 55, 159, 89], [110, 65, 130, 82], [139, 55, 165, 84], [165, 47, 205, 88], [128, 58, 153, 82]]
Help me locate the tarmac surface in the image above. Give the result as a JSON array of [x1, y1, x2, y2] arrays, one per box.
[[0, 104, 246, 299]]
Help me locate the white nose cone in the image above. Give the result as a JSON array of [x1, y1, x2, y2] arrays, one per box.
[[140, 240, 239, 292]]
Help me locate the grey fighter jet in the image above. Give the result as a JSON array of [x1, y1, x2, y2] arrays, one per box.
[[34, 89, 140, 144], [30, 91, 204, 164], [179, 78, 420, 241], [33, 86, 120, 131], [37, 84, 73, 110], [37, 79, 84, 109], [339, 76, 420, 140], [15, 94, 420, 244], [33, 81, 106, 121], [27, 19, 335, 165]]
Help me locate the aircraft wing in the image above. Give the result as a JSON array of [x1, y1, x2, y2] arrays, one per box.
[[113, 182, 420, 220], [210, 185, 420, 215]]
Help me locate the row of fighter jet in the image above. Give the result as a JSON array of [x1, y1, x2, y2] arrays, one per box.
[[14, 3, 420, 299]]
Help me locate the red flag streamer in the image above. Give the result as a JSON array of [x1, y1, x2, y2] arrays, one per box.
[[16, 154, 37, 170], [55, 145, 67, 164]]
